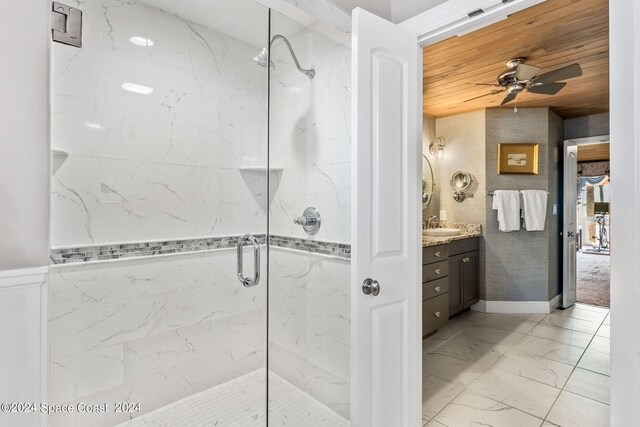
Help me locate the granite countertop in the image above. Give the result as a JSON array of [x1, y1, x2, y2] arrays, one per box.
[[422, 223, 482, 247]]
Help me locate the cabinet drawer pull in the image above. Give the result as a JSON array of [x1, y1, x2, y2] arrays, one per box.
[[434, 286, 441, 292], [435, 251, 441, 257], [434, 311, 441, 318], [462, 257, 470, 263], [435, 268, 441, 275]]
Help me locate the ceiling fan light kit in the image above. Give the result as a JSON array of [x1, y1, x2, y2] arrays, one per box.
[[466, 57, 584, 106]]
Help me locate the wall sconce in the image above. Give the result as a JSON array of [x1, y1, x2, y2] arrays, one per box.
[[429, 136, 446, 157]]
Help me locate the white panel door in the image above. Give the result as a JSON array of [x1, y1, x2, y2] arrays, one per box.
[[562, 143, 577, 308], [351, 8, 421, 427]]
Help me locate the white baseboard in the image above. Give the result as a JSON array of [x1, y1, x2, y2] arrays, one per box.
[[472, 294, 562, 314]]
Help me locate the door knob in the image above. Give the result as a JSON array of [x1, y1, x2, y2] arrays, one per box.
[[362, 278, 380, 296]]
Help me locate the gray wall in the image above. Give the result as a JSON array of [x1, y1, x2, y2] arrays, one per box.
[[484, 108, 562, 301], [564, 113, 609, 140], [0, 0, 50, 270]]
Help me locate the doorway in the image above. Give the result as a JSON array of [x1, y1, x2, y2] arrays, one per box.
[[575, 145, 610, 308], [563, 137, 611, 310]]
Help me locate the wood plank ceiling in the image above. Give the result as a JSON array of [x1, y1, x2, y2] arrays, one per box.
[[423, 0, 609, 119]]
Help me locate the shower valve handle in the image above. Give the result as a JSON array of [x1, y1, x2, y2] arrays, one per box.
[[293, 207, 321, 235]]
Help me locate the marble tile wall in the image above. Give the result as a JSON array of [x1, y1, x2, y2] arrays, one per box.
[[51, 0, 269, 246], [50, 2, 352, 424], [48, 250, 266, 427], [268, 249, 351, 418], [269, 20, 352, 243]]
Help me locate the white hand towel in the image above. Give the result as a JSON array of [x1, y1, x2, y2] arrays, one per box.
[[492, 190, 521, 232], [521, 190, 548, 231]]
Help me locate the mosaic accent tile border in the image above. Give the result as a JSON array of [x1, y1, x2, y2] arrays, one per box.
[[50, 234, 350, 265]]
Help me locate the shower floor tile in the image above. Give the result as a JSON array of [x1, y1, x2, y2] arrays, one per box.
[[118, 370, 349, 427]]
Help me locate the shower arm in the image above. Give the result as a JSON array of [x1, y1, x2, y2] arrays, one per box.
[[270, 34, 315, 79]]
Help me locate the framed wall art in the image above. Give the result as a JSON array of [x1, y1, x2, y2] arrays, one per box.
[[497, 143, 539, 174]]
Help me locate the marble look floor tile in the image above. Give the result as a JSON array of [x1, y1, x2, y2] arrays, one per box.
[[455, 310, 489, 323], [602, 314, 610, 326], [432, 330, 516, 366], [596, 324, 610, 338], [529, 323, 593, 348], [423, 352, 490, 387], [542, 313, 601, 334], [461, 325, 526, 346], [424, 420, 447, 427], [433, 391, 543, 427], [501, 313, 548, 322], [510, 335, 586, 366], [574, 303, 609, 313], [546, 391, 610, 427], [587, 336, 610, 354], [577, 347, 610, 376], [430, 317, 474, 340], [553, 307, 608, 323], [422, 374, 464, 421], [493, 349, 574, 388], [471, 314, 539, 334], [542, 423, 560, 427], [467, 367, 561, 418], [565, 367, 610, 404], [423, 335, 448, 354]]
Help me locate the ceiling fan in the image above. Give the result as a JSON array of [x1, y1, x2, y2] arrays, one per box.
[[466, 57, 583, 106]]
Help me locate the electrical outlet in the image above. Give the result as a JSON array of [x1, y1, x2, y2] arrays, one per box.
[[440, 210, 447, 221]]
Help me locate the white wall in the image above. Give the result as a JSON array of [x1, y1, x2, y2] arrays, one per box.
[[0, 0, 50, 270], [609, 0, 640, 423], [391, 0, 448, 23], [0, 2, 50, 425], [329, 0, 391, 19]]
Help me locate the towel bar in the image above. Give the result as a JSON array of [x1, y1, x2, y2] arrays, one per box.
[[486, 190, 549, 196]]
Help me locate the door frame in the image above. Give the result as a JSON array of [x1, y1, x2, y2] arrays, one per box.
[[562, 135, 610, 308], [403, 0, 640, 423]]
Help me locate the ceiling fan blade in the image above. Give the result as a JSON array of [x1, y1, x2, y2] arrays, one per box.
[[464, 89, 505, 102], [500, 92, 517, 106], [536, 63, 583, 84], [527, 82, 567, 95], [515, 63, 540, 81]]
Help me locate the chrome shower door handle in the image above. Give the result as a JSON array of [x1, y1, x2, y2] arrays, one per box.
[[237, 234, 260, 287]]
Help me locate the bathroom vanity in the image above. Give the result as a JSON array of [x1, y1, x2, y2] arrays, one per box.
[[422, 234, 480, 337]]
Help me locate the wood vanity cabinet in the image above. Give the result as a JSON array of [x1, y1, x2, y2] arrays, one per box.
[[421, 244, 449, 337], [422, 237, 479, 337], [448, 238, 479, 317]]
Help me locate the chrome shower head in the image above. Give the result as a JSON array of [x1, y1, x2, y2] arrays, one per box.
[[251, 47, 274, 70], [251, 35, 315, 79]]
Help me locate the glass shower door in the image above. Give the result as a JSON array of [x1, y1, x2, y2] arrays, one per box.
[[267, 9, 352, 425], [48, 0, 270, 425]]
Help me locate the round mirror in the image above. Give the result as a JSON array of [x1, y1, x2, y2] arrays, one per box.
[[422, 154, 435, 206], [450, 171, 472, 192]]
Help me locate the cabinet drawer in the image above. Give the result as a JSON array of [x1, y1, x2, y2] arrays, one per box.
[[422, 293, 449, 336], [449, 237, 479, 256], [423, 244, 449, 264], [422, 260, 449, 282], [423, 277, 449, 300]]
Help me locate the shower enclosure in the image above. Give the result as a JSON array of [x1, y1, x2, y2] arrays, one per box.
[[49, 0, 351, 425]]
